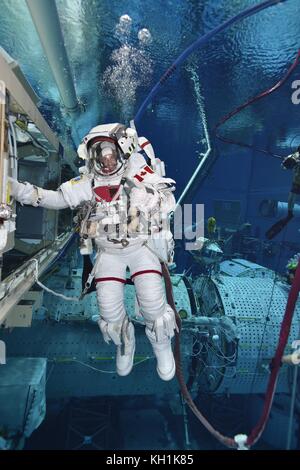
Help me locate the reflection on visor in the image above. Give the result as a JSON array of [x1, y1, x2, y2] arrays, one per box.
[[91, 142, 120, 175], [97, 152, 118, 174]]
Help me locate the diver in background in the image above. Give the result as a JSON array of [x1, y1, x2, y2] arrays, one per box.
[[283, 146, 300, 216], [207, 216, 217, 240], [286, 253, 300, 285], [8, 123, 178, 381], [266, 146, 300, 240]]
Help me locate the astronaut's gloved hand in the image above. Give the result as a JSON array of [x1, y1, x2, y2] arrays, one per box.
[[8, 177, 37, 205], [8, 178, 43, 207], [127, 206, 140, 234], [8, 177, 23, 199], [129, 186, 160, 215]]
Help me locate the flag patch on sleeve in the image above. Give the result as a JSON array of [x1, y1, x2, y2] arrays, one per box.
[[134, 165, 154, 182], [70, 175, 83, 184]]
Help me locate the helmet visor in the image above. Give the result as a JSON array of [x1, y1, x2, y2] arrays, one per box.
[[91, 141, 119, 175]]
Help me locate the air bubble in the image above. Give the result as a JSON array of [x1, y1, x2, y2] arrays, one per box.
[[102, 45, 153, 121], [138, 28, 152, 45], [115, 14, 133, 39], [119, 14, 132, 25]]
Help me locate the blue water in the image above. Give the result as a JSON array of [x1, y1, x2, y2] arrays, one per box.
[[1, 0, 300, 451]]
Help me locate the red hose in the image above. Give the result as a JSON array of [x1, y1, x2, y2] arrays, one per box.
[[161, 51, 300, 449], [247, 260, 300, 446], [161, 263, 237, 449], [162, 258, 300, 449], [214, 49, 300, 158]]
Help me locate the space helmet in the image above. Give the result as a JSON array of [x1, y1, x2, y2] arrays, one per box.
[[77, 123, 139, 176]]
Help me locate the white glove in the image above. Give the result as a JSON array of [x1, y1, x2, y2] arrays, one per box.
[[8, 177, 22, 198], [129, 186, 160, 215], [8, 177, 69, 209], [8, 177, 36, 205]]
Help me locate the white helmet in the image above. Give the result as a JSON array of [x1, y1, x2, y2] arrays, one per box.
[[77, 123, 139, 176]]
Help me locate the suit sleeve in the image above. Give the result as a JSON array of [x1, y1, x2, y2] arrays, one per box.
[[129, 158, 176, 215], [9, 178, 69, 209]]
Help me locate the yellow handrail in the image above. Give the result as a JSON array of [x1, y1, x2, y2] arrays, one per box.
[[0, 81, 6, 205]]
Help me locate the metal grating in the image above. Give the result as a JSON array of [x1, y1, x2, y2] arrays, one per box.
[[219, 259, 275, 279], [210, 276, 300, 394]]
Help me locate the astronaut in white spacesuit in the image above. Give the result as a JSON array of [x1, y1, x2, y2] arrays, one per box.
[[9, 123, 178, 381]]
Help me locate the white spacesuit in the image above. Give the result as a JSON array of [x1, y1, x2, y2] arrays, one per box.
[[9, 123, 178, 381]]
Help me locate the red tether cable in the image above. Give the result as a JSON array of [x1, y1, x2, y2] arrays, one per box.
[[158, 50, 300, 450], [214, 49, 300, 158], [161, 263, 237, 449], [247, 260, 300, 446], [162, 255, 300, 449]]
